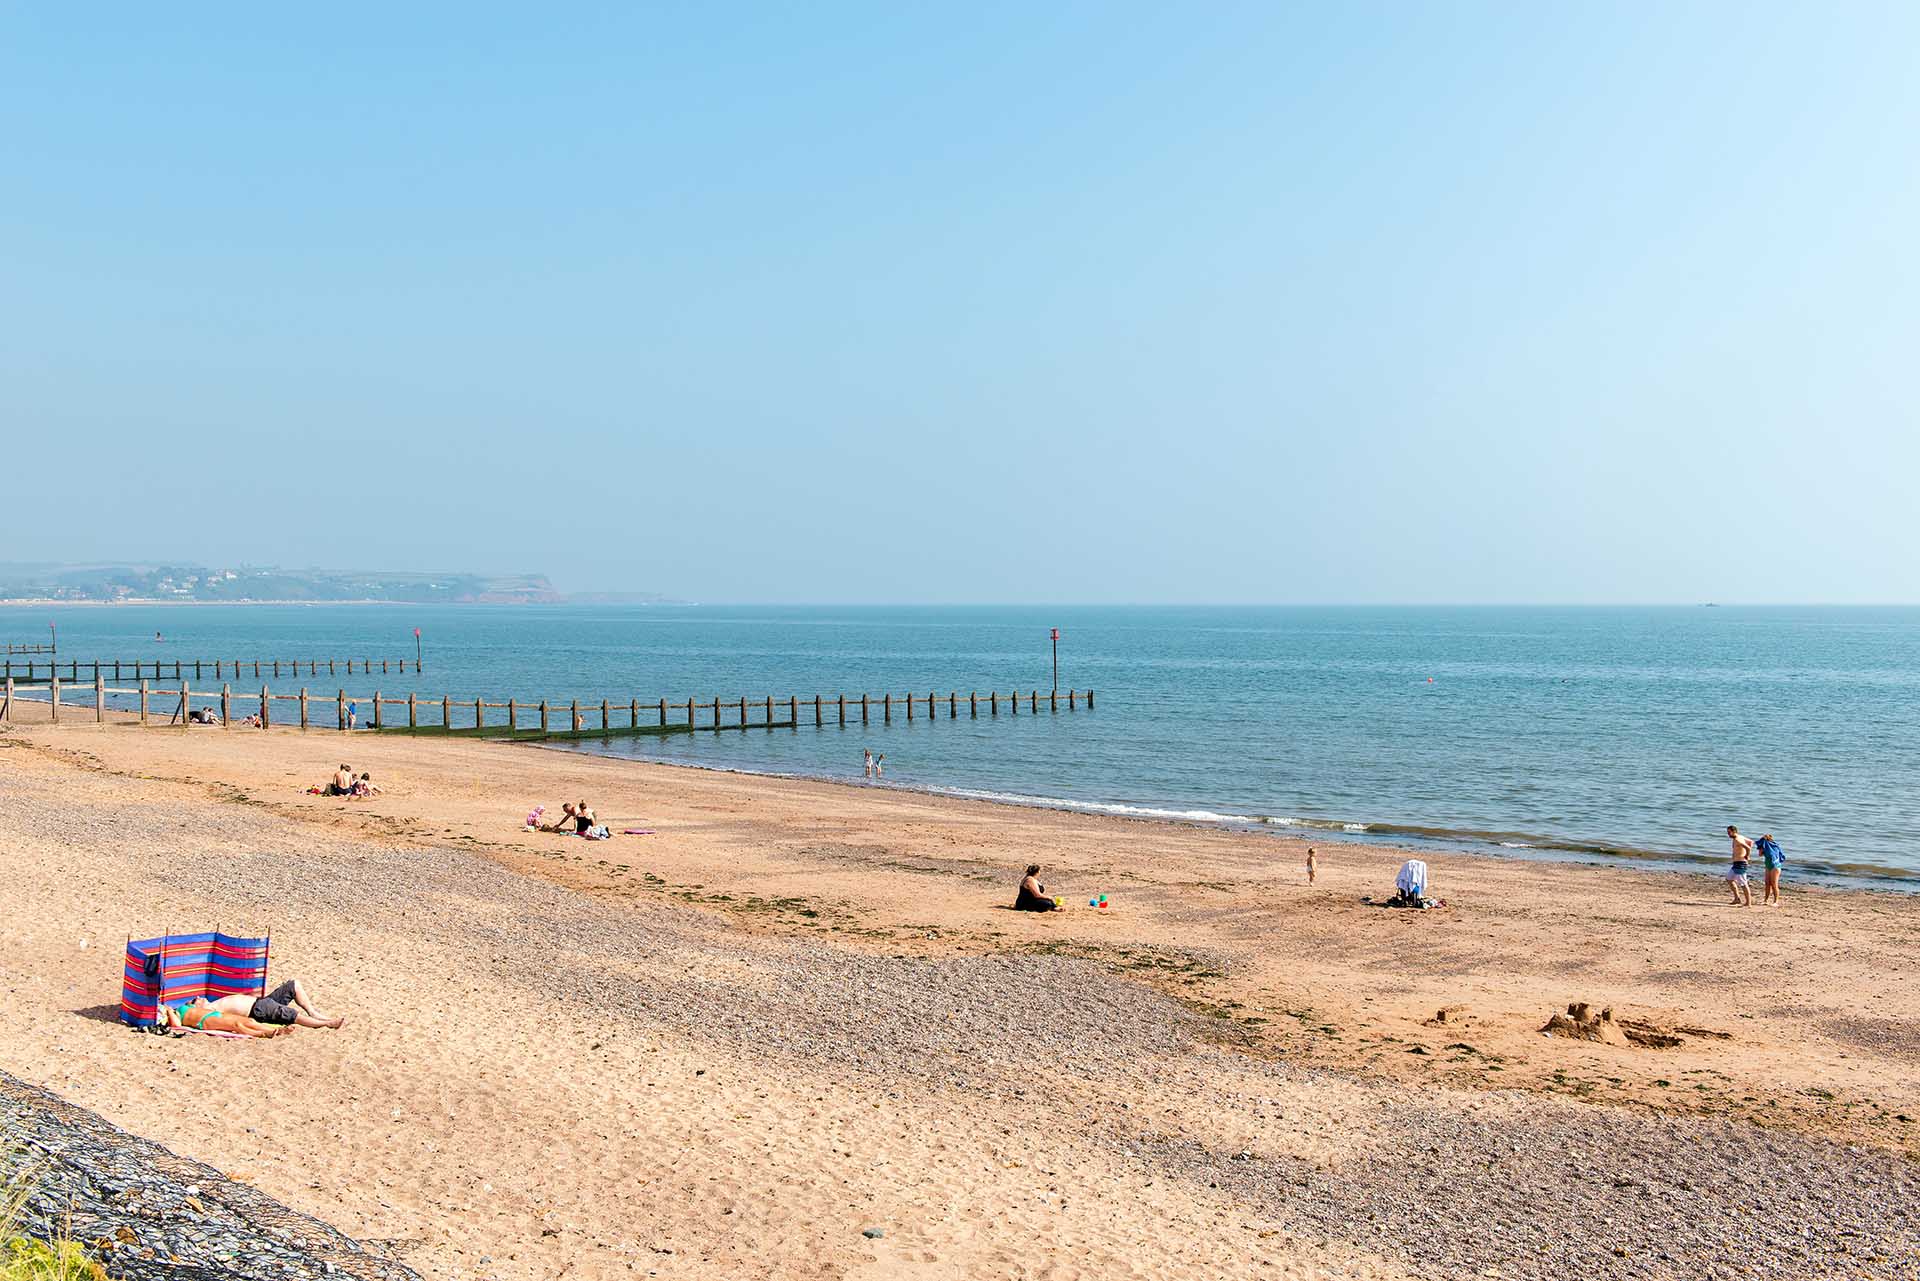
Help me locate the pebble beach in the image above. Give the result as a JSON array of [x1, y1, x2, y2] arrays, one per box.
[[2, 711, 1918, 1279]]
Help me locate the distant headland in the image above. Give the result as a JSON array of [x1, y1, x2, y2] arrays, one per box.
[[0, 562, 679, 606]]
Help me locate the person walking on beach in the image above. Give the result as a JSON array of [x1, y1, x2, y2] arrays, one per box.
[[1306, 846, 1317, 884], [1756, 832, 1785, 905], [1725, 825, 1755, 907], [346, 700, 358, 730]]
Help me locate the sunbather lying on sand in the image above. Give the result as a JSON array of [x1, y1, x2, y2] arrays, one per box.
[[162, 998, 291, 1038], [163, 978, 347, 1034]]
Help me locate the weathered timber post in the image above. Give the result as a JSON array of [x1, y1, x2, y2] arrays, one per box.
[[950, 691, 957, 718], [906, 691, 913, 722], [221, 684, 231, 726], [382, 660, 389, 674], [838, 694, 846, 725], [629, 698, 637, 729], [139, 680, 149, 724], [1069, 689, 1077, 709], [1, 676, 11, 722], [114, 661, 122, 681], [739, 694, 748, 727], [337, 690, 346, 730], [260, 685, 271, 729], [215, 661, 223, 680], [712, 696, 722, 730], [884, 694, 892, 723], [180, 680, 190, 727], [600, 699, 610, 731], [373, 692, 383, 729], [273, 660, 281, 677], [1031, 690, 1039, 713], [1087, 688, 1094, 708], [861, 694, 869, 724], [570, 700, 580, 732], [970, 691, 978, 717], [471, 697, 480, 730], [1011, 689, 1018, 715], [95, 676, 105, 722], [765, 694, 774, 729], [539, 701, 550, 734], [408, 693, 417, 729], [657, 697, 667, 728], [789, 694, 797, 728], [1051, 687, 1058, 712], [299, 688, 309, 728], [930, 690, 937, 720], [329, 659, 336, 676], [687, 698, 697, 729], [508, 698, 518, 732], [814, 694, 823, 726], [990, 691, 997, 715]]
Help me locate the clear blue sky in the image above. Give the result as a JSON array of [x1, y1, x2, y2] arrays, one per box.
[[3, 3, 1915, 603]]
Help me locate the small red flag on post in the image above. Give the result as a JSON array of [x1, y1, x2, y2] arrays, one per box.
[[414, 628, 421, 638], [1050, 628, 1059, 640]]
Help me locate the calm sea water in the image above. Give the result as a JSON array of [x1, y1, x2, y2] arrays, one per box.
[[8, 603, 1917, 884]]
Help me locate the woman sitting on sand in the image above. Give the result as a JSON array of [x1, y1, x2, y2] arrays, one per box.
[[1014, 864, 1060, 912], [160, 997, 293, 1039]]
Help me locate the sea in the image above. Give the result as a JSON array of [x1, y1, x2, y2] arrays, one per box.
[[7, 603, 1917, 886]]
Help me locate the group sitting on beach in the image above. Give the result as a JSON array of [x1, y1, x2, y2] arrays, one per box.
[[530, 799, 611, 839], [160, 977, 347, 1040], [311, 765, 380, 798]]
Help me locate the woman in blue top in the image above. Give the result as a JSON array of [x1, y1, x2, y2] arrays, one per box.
[[1757, 833, 1785, 906]]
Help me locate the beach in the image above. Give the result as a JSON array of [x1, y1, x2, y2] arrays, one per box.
[[3, 714, 1918, 1279]]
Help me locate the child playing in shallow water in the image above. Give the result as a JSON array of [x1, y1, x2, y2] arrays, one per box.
[[1306, 846, 1317, 884]]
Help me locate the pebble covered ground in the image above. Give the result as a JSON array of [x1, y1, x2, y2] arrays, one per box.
[[1, 1069, 419, 1281]]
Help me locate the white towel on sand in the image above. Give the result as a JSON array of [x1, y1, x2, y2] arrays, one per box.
[[1394, 859, 1429, 896]]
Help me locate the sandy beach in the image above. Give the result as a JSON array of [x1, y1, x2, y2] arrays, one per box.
[[3, 711, 1918, 1279]]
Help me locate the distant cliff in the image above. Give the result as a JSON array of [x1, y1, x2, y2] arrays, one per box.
[[0, 563, 641, 604]]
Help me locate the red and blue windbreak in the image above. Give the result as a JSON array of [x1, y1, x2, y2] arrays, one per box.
[[120, 932, 269, 1027]]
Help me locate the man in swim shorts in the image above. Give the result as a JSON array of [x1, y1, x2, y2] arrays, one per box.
[[1725, 825, 1754, 907], [204, 978, 347, 1029]]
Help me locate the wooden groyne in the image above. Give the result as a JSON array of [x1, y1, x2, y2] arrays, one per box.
[[0, 677, 1092, 739], [2, 656, 420, 683]]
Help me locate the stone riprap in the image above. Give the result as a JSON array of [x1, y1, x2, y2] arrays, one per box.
[[1, 1070, 419, 1281]]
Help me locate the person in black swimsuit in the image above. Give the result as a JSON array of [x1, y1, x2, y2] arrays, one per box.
[[574, 799, 596, 834], [1014, 864, 1060, 911]]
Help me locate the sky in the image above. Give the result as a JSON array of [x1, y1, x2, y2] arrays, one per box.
[[2, 3, 1916, 603]]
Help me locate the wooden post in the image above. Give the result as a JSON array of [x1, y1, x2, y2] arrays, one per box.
[[114, 660, 122, 681], [299, 688, 309, 728], [1051, 687, 1058, 712], [408, 693, 417, 729], [473, 697, 482, 731], [687, 698, 697, 729], [789, 694, 798, 728], [906, 692, 913, 722], [861, 694, 869, 724], [260, 684, 270, 729], [139, 680, 150, 725], [931, 691, 938, 720], [629, 698, 638, 729], [712, 696, 722, 730], [337, 690, 347, 730], [1, 675, 10, 722], [838, 694, 846, 725], [195, 660, 203, 680], [382, 659, 389, 674], [765, 694, 774, 729], [814, 694, 823, 726], [571, 700, 581, 732], [970, 691, 978, 717], [221, 684, 231, 726], [273, 660, 280, 678], [739, 694, 748, 728], [949, 691, 956, 718], [95, 676, 105, 722], [508, 698, 518, 732], [1011, 689, 1018, 715], [215, 660, 223, 680], [990, 691, 997, 715], [329, 659, 336, 676], [1087, 688, 1095, 708], [181, 680, 190, 727], [539, 700, 549, 733], [1069, 688, 1076, 709], [373, 692, 383, 729], [1031, 690, 1039, 713], [51, 673, 62, 721], [658, 697, 667, 728], [601, 699, 610, 731], [441, 695, 451, 728], [884, 694, 892, 723]]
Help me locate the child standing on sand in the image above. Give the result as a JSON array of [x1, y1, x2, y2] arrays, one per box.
[[1306, 846, 1317, 884], [1757, 832, 1785, 905]]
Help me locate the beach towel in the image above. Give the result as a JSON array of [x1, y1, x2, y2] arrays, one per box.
[[1394, 860, 1430, 897], [119, 931, 269, 1028]]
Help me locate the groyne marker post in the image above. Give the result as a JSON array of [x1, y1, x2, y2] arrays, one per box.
[[539, 701, 549, 734], [94, 676, 104, 722], [220, 684, 231, 726], [50, 675, 59, 722], [260, 684, 271, 729], [373, 692, 383, 730], [337, 690, 346, 730], [299, 688, 309, 729], [139, 680, 149, 724]]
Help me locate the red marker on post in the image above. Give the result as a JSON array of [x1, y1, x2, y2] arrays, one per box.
[[413, 627, 423, 672]]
